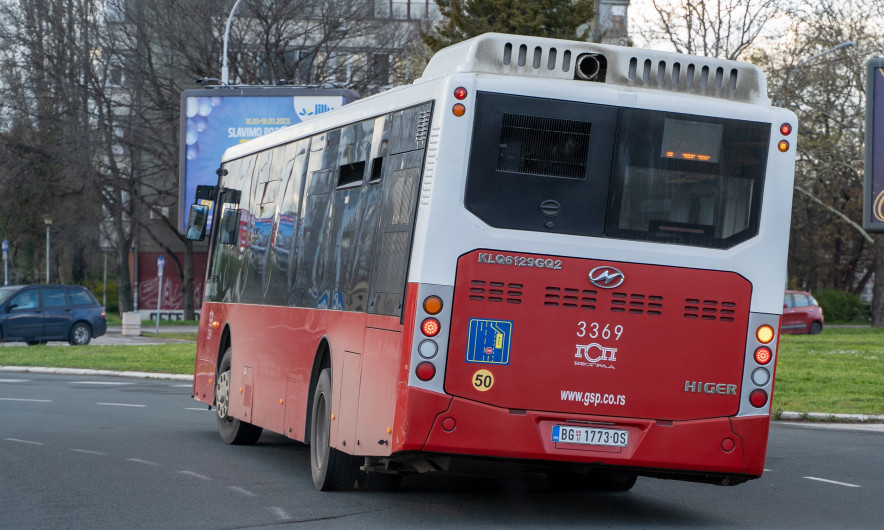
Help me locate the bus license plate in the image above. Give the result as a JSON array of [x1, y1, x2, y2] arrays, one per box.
[[552, 425, 628, 447]]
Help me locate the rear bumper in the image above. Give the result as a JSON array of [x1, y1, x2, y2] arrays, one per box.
[[399, 390, 769, 481]]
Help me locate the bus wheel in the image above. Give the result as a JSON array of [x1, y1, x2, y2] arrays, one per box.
[[215, 347, 263, 445], [357, 471, 402, 491], [310, 368, 359, 491]]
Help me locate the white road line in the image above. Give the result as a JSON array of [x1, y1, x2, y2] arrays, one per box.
[[96, 402, 146, 408], [71, 381, 133, 385], [127, 458, 160, 466], [804, 476, 861, 488], [71, 449, 106, 456], [228, 486, 257, 497], [185, 407, 211, 411], [0, 379, 30, 383], [4, 438, 44, 445], [179, 471, 211, 480], [0, 397, 52, 403], [269, 507, 290, 520], [172, 384, 193, 388]]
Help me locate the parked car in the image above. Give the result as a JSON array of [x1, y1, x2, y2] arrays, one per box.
[[782, 290, 824, 335], [0, 284, 107, 345]]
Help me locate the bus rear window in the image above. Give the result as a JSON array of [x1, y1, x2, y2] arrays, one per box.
[[605, 109, 770, 249], [465, 93, 770, 249]]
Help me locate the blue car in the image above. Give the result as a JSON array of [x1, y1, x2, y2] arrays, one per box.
[[0, 284, 107, 345]]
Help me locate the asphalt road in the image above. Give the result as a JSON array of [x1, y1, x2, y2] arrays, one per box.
[[1, 373, 882, 529]]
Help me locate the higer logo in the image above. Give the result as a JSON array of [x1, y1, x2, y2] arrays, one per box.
[[684, 381, 738, 395], [588, 266, 624, 289]]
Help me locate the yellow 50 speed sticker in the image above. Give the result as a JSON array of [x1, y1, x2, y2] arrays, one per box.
[[472, 369, 494, 392]]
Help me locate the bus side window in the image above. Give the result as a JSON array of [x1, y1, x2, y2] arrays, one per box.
[[218, 209, 241, 245], [369, 156, 384, 183]]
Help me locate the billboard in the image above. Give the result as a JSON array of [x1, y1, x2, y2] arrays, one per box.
[[864, 58, 884, 231], [178, 87, 359, 232]]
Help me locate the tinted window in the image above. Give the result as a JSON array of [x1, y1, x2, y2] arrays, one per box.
[[43, 288, 68, 307], [10, 290, 39, 310], [606, 109, 769, 248], [68, 288, 95, 305], [465, 93, 771, 249]]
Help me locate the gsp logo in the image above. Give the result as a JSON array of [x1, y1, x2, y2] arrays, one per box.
[[588, 266, 624, 289]]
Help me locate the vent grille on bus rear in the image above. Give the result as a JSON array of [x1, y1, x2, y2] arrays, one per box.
[[497, 114, 591, 179], [544, 287, 597, 309], [470, 280, 523, 304], [611, 292, 664, 315], [684, 298, 736, 322]]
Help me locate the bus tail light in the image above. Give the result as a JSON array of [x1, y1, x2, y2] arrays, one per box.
[[754, 346, 772, 365], [421, 318, 440, 337], [416, 362, 436, 381], [749, 389, 768, 408], [780, 123, 792, 135]]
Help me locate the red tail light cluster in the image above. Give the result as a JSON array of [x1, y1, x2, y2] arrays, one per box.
[[749, 324, 775, 408], [416, 295, 444, 382]]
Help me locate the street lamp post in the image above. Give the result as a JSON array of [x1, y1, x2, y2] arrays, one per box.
[[221, 0, 243, 85], [42, 214, 52, 284]]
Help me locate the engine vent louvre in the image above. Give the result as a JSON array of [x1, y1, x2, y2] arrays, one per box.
[[544, 286, 598, 310], [611, 292, 664, 315], [684, 298, 736, 322], [469, 280, 523, 304]]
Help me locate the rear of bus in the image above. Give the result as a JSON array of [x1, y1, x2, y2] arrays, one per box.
[[392, 34, 796, 486]]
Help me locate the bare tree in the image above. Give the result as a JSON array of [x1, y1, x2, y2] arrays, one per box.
[[638, 0, 782, 60]]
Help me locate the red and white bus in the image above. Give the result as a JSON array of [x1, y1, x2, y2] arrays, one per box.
[[186, 33, 796, 491]]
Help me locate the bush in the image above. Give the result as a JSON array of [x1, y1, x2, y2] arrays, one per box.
[[812, 288, 868, 323]]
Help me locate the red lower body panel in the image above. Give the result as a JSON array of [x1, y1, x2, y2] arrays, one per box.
[[403, 391, 768, 477]]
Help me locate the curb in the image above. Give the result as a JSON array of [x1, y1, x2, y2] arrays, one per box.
[[778, 411, 884, 423], [0, 366, 193, 381]]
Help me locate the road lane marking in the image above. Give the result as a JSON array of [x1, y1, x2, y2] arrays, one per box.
[[71, 381, 134, 385], [97, 402, 146, 408], [185, 407, 212, 411], [172, 384, 193, 388], [0, 379, 30, 383], [229, 486, 257, 497], [269, 507, 291, 520], [804, 476, 861, 488], [179, 471, 211, 480], [0, 398, 52, 403], [4, 438, 44, 445], [127, 458, 160, 466], [71, 449, 106, 456]]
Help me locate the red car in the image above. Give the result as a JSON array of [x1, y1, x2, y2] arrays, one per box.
[[782, 290, 824, 334]]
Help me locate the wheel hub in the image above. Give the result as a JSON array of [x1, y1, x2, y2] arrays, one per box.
[[215, 371, 230, 419]]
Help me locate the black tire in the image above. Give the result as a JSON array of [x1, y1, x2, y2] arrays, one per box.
[[215, 347, 263, 445], [357, 471, 403, 491], [809, 321, 822, 335], [310, 368, 359, 491], [68, 322, 92, 345]]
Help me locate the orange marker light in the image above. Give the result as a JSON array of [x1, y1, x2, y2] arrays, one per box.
[[452, 104, 466, 117], [211, 321, 220, 329], [423, 296, 443, 315], [756, 325, 775, 344], [778, 140, 790, 152]]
